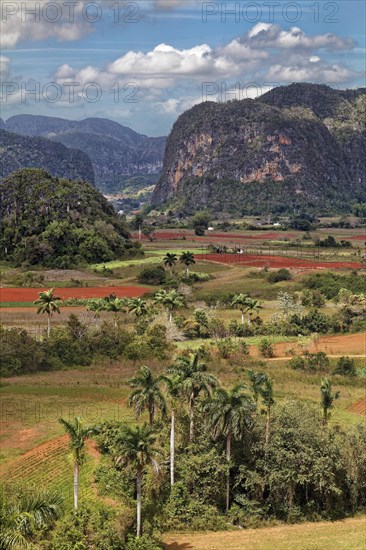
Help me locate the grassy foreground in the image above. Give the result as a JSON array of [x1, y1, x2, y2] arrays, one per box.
[[162, 516, 366, 549]]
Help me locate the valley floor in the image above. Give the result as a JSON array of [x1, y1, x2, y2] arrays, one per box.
[[162, 516, 366, 550]]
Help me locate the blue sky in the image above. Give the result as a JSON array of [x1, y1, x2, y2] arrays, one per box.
[[1, 0, 365, 135]]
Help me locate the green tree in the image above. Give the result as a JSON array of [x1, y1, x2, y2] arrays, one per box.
[[34, 288, 62, 338], [128, 298, 148, 318], [154, 290, 184, 323], [0, 489, 63, 549], [179, 251, 196, 276], [320, 378, 340, 425], [114, 424, 160, 538], [205, 385, 254, 512], [59, 417, 91, 510], [128, 366, 167, 426], [245, 298, 263, 325], [168, 353, 218, 441], [231, 293, 250, 326], [163, 253, 178, 275]]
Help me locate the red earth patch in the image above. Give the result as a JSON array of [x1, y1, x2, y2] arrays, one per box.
[[195, 253, 363, 269], [0, 286, 151, 303]]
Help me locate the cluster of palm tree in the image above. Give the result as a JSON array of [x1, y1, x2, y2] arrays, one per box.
[[57, 366, 342, 539], [163, 251, 195, 276], [231, 293, 262, 326], [120, 355, 275, 530]]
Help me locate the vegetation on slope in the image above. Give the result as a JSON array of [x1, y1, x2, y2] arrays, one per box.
[[0, 169, 139, 267]]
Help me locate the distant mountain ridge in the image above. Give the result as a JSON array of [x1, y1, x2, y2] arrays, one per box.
[[0, 129, 95, 184], [152, 83, 366, 214], [4, 115, 167, 193]]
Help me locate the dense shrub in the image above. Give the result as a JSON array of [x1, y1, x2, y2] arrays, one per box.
[[303, 272, 366, 299], [334, 356, 356, 376], [258, 338, 275, 358], [289, 352, 329, 372], [48, 503, 125, 549], [138, 267, 166, 285], [267, 269, 292, 283], [0, 326, 44, 376]]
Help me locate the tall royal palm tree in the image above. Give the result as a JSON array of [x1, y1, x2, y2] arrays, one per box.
[[0, 489, 63, 549], [154, 289, 184, 324], [162, 374, 183, 486], [231, 293, 250, 326], [34, 288, 62, 337], [247, 370, 267, 406], [205, 385, 255, 512], [168, 353, 218, 441], [245, 298, 263, 325], [163, 253, 178, 275], [320, 378, 340, 425], [114, 424, 160, 538], [128, 298, 148, 318], [128, 366, 167, 426], [179, 251, 195, 276], [260, 376, 275, 449], [247, 371, 275, 450], [59, 417, 91, 510]]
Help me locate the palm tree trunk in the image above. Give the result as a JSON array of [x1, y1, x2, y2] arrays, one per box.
[[136, 470, 142, 537], [74, 462, 79, 510], [189, 395, 195, 442], [149, 400, 154, 426], [241, 311, 245, 326], [47, 313, 51, 338], [186, 265, 189, 276], [170, 409, 175, 486], [169, 311, 172, 324], [265, 408, 271, 455], [248, 313, 251, 325], [226, 432, 231, 513]]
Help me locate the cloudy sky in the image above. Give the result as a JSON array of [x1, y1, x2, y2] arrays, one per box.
[[1, 0, 365, 135]]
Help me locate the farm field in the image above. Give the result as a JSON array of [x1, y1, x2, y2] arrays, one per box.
[[162, 516, 366, 550], [1, 221, 365, 547], [0, 285, 151, 303]]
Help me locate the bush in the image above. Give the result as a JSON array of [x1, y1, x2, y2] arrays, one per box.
[[267, 269, 292, 283], [258, 338, 275, 358], [289, 352, 329, 372], [334, 356, 356, 377], [0, 326, 44, 376], [138, 267, 166, 285], [125, 535, 163, 550], [289, 356, 306, 370], [304, 351, 329, 371], [217, 338, 238, 358], [180, 271, 211, 283], [49, 503, 124, 549], [162, 482, 226, 532]]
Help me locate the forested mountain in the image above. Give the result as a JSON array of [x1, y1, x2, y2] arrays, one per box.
[[152, 83, 366, 215], [4, 115, 166, 193], [0, 130, 95, 184], [0, 169, 138, 267]]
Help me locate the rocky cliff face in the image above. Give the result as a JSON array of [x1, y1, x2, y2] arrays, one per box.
[[5, 115, 166, 193], [152, 84, 365, 214], [0, 130, 95, 184]]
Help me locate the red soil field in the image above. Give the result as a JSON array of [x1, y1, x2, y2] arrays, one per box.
[[0, 286, 150, 303], [195, 253, 363, 269], [348, 397, 366, 416], [350, 234, 366, 241]]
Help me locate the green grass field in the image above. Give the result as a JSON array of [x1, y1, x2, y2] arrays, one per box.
[[162, 516, 366, 549]]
